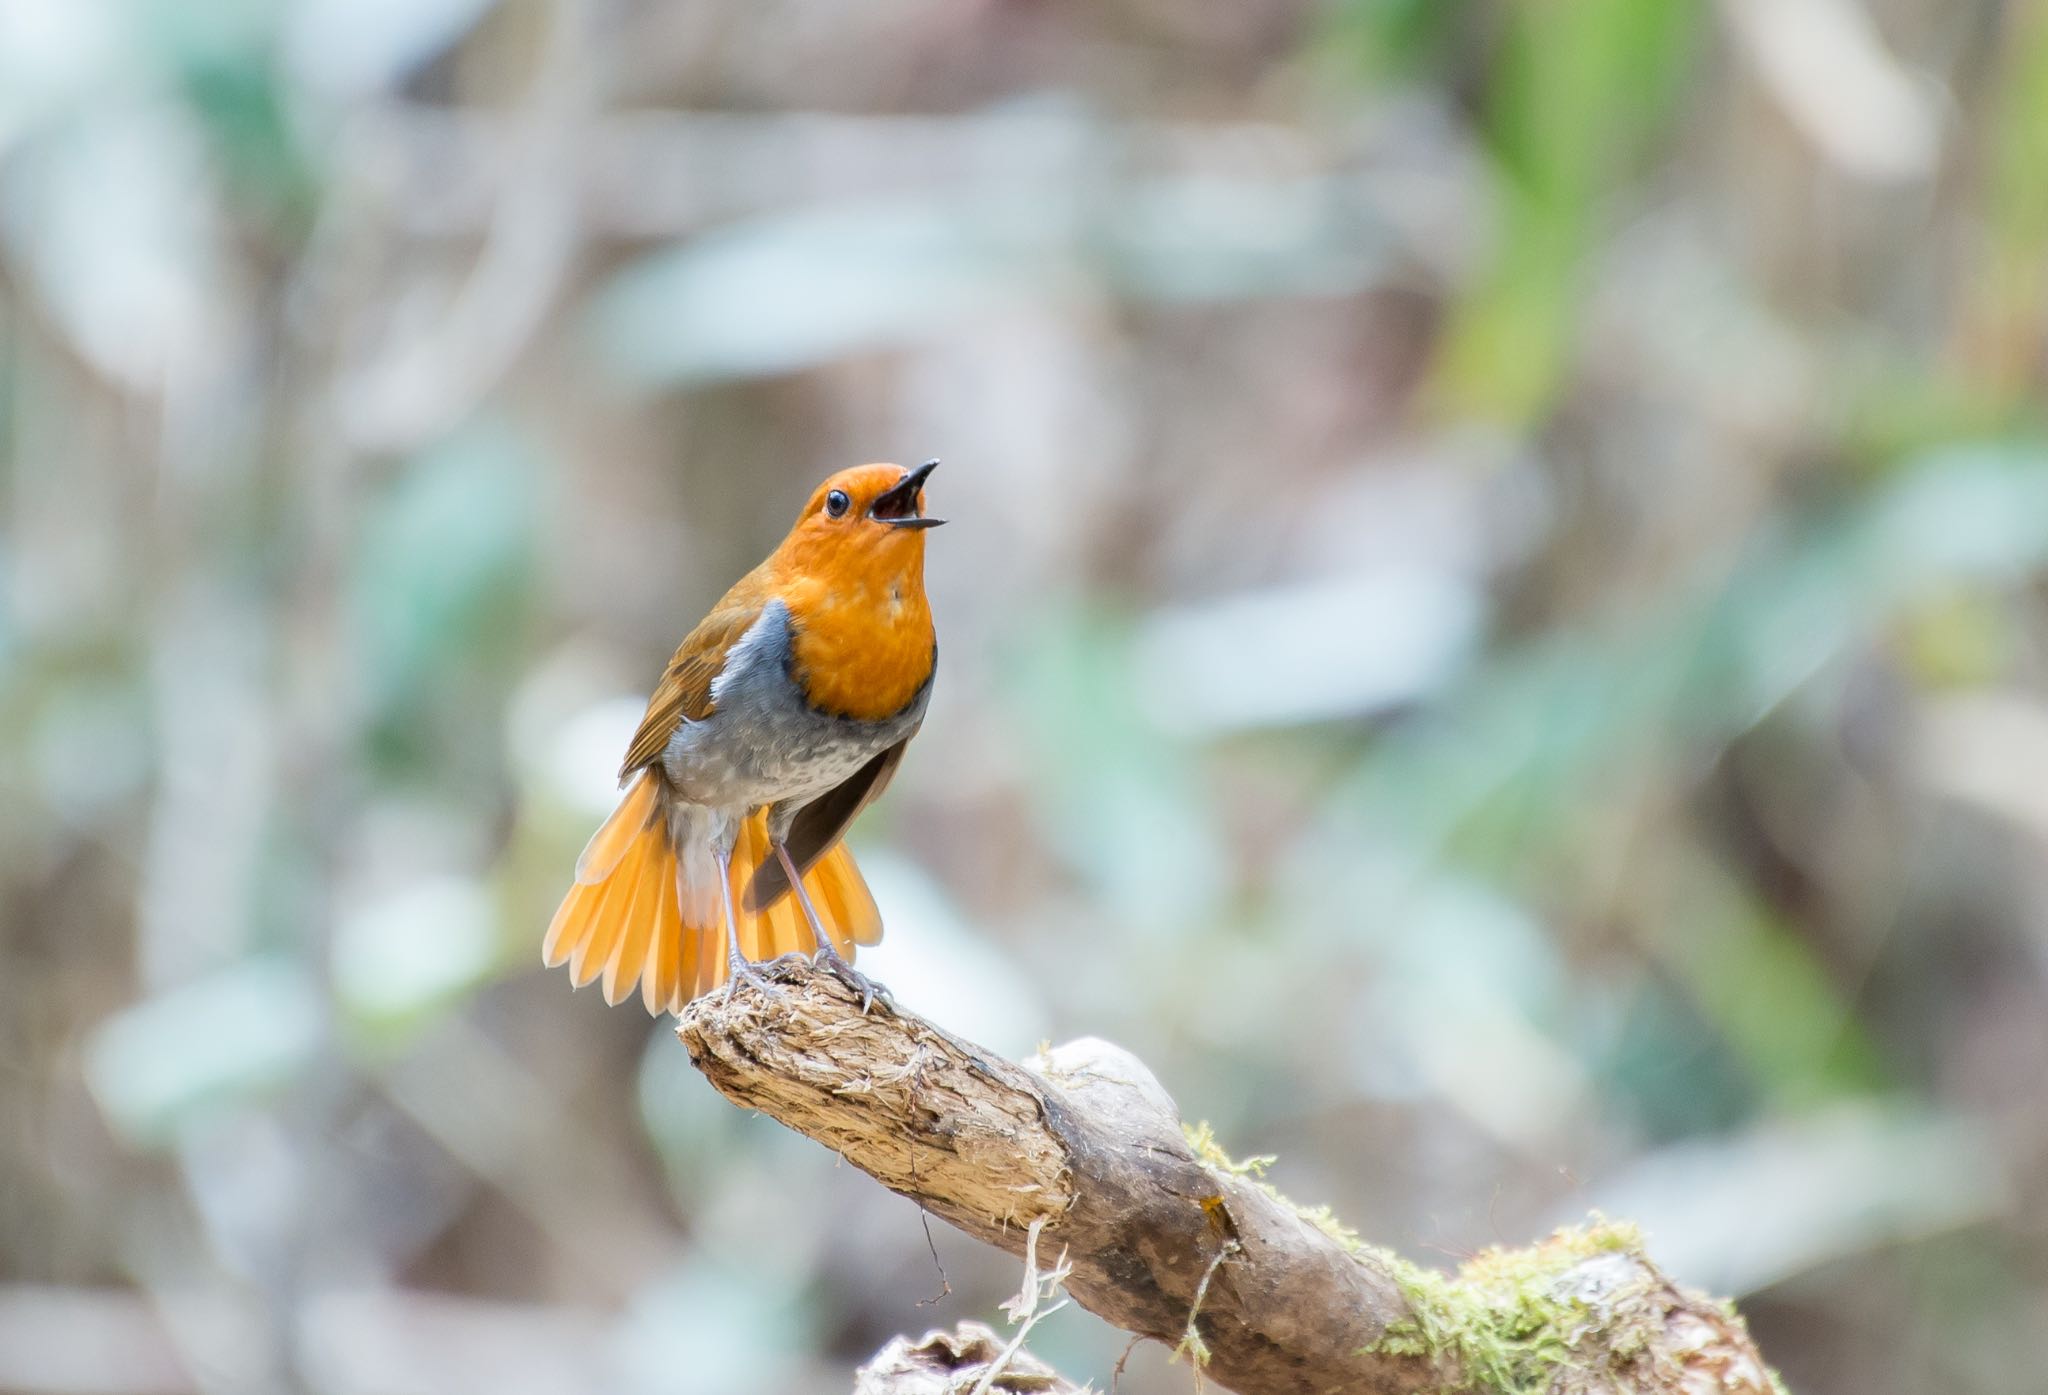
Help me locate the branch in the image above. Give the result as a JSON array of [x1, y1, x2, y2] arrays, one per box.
[[677, 961, 1780, 1395], [852, 1322, 1084, 1395]]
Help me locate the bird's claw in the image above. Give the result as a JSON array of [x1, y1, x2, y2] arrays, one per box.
[[812, 948, 890, 1014], [720, 954, 785, 1000]]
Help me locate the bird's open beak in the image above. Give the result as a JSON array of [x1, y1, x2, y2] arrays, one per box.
[[871, 459, 944, 528]]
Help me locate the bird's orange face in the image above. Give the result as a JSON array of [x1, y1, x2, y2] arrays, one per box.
[[775, 461, 942, 721], [781, 460, 942, 583]]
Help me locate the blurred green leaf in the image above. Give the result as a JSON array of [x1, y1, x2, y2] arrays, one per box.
[[1991, 10, 2048, 233], [352, 418, 539, 775], [1660, 854, 1886, 1107], [611, 1261, 813, 1395], [1436, 0, 1702, 422], [1001, 603, 1227, 935], [129, 0, 278, 68], [181, 57, 319, 240], [333, 876, 499, 1041], [1309, 445, 2048, 1129], [1355, 874, 1586, 1146], [1314, 0, 1482, 81], [28, 676, 150, 825], [84, 958, 321, 1149], [1977, 1, 2048, 402], [1339, 442, 2048, 873], [1600, 978, 1754, 1140]]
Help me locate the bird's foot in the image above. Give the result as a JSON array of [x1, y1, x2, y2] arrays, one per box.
[[811, 940, 890, 1014], [720, 950, 784, 1000]]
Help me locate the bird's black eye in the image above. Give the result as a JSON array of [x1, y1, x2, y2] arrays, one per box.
[[825, 489, 851, 518]]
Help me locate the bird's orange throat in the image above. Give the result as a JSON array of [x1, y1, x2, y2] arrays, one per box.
[[781, 545, 934, 722]]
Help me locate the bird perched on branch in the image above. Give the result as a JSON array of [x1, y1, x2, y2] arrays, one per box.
[[544, 460, 941, 1014]]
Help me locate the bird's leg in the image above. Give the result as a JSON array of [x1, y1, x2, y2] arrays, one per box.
[[715, 844, 779, 998], [774, 841, 890, 1013]]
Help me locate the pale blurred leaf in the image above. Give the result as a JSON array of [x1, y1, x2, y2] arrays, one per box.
[[1723, 0, 1939, 184], [84, 958, 321, 1148], [0, 103, 226, 390], [0, 0, 125, 148], [1337, 443, 2048, 869], [1003, 607, 1227, 934], [1106, 175, 1395, 303], [352, 419, 538, 741], [1133, 568, 1484, 735], [1586, 1101, 2009, 1296], [594, 178, 1396, 384], [333, 875, 498, 1036], [593, 193, 1068, 385], [1346, 874, 1585, 1148], [854, 847, 1051, 1057], [608, 1262, 810, 1395], [285, 0, 500, 97]]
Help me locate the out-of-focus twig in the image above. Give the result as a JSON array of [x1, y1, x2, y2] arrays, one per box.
[[679, 961, 1779, 1395], [334, 0, 593, 452]]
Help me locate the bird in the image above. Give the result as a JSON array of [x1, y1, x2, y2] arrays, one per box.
[[542, 460, 941, 1015]]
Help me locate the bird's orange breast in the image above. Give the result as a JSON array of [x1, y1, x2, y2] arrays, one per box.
[[780, 567, 934, 723]]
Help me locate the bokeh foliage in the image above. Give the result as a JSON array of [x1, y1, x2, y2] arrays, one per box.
[[1, 2, 2044, 1393]]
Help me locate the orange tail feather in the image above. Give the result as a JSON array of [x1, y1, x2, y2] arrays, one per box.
[[804, 841, 881, 950], [547, 791, 888, 1015], [574, 770, 660, 883]]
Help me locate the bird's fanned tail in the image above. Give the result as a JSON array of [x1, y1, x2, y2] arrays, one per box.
[[543, 772, 884, 1014]]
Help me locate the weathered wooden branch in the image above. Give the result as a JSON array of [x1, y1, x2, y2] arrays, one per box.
[[677, 961, 1780, 1395], [852, 1322, 1082, 1395]]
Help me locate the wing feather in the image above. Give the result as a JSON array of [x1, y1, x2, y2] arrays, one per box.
[[618, 580, 769, 779]]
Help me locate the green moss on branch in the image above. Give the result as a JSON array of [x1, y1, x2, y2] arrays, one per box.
[[1184, 1120, 1780, 1395]]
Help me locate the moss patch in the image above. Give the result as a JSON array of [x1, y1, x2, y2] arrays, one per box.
[[1180, 1123, 1782, 1395], [1368, 1219, 1681, 1395]]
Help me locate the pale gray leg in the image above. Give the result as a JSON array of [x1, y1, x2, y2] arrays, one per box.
[[715, 843, 778, 997], [773, 841, 889, 1012]]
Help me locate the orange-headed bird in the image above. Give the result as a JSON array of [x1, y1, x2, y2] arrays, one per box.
[[543, 461, 941, 1014]]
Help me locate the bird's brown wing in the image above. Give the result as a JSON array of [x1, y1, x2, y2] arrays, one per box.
[[742, 730, 915, 910], [618, 586, 766, 780]]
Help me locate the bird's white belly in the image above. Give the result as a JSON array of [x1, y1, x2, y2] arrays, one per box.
[[664, 710, 895, 810]]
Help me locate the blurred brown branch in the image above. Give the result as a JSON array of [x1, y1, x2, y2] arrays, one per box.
[[678, 963, 1779, 1395]]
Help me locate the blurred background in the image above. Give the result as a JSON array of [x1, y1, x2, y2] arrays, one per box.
[[1, 0, 2044, 1392]]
